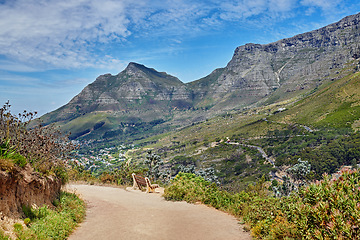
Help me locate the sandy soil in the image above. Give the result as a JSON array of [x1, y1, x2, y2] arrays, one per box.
[[66, 184, 252, 240]]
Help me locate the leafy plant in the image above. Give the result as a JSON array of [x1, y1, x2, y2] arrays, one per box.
[[15, 191, 85, 240], [23, 218, 31, 227], [11, 154, 27, 168], [145, 150, 163, 181], [165, 170, 360, 239], [286, 158, 311, 186], [0, 139, 16, 158]]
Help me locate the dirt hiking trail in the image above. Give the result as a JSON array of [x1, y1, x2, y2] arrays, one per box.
[[66, 184, 252, 240]]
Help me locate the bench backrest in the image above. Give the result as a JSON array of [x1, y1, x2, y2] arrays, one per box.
[[132, 174, 147, 187]]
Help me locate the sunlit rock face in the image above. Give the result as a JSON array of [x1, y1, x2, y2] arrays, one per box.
[[41, 13, 360, 138], [191, 12, 360, 110]]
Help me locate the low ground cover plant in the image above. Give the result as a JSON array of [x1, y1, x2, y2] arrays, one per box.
[[164, 170, 360, 239], [13, 191, 85, 240]]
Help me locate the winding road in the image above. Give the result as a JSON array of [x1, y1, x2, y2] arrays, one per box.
[[66, 184, 251, 240], [228, 142, 284, 181], [228, 142, 275, 165]]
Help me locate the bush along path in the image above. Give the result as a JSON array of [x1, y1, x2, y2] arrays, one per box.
[[0, 191, 85, 240], [164, 170, 360, 239]]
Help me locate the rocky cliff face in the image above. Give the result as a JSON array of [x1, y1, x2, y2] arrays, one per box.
[[192, 12, 360, 110], [41, 13, 360, 140], [0, 165, 61, 218], [42, 62, 193, 125]]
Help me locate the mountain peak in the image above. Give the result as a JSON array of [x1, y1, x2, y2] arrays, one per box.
[[125, 62, 158, 72], [127, 62, 144, 68], [40, 12, 360, 142], [124, 62, 144, 73], [123, 62, 161, 78], [122, 62, 183, 85]]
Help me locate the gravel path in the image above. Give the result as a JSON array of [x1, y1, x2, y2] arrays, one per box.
[[66, 184, 251, 240]]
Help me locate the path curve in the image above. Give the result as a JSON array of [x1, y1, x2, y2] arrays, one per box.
[[66, 184, 251, 240]]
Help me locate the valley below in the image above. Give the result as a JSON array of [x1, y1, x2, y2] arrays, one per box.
[[37, 12, 360, 193]]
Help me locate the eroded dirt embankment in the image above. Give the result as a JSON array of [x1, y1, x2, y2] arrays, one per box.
[[0, 164, 61, 218]]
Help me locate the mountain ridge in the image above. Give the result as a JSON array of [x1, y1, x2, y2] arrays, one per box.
[[40, 12, 360, 141], [200, 12, 360, 110]]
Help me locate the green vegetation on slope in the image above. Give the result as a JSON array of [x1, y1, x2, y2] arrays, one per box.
[[125, 106, 296, 190], [165, 170, 360, 239], [250, 128, 360, 179], [271, 71, 360, 130], [123, 70, 360, 190]]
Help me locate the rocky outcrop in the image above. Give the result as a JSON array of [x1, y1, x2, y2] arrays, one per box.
[[39, 13, 360, 140], [192, 12, 360, 110], [41, 62, 194, 126], [0, 165, 61, 217]]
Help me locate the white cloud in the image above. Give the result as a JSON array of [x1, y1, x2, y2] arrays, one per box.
[[0, 0, 355, 72], [219, 0, 264, 20], [0, 71, 41, 85], [0, 59, 38, 72], [300, 0, 343, 9], [215, 0, 301, 29], [0, 0, 220, 71], [269, 0, 296, 12], [0, 0, 133, 69]]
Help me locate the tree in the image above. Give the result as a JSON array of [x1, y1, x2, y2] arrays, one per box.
[[273, 176, 297, 197], [273, 159, 311, 197], [287, 158, 311, 187], [144, 150, 163, 181], [195, 167, 219, 184]]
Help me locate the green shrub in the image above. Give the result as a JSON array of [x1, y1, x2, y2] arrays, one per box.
[[240, 170, 360, 239], [165, 170, 360, 239], [53, 165, 69, 184], [23, 218, 31, 227], [13, 223, 23, 232], [164, 172, 249, 215], [164, 172, 211, 203], [22, 205, 37, 220], [0, 101, 76, 180], [11, 154, 27, 167], [15, 191, 85, 240]]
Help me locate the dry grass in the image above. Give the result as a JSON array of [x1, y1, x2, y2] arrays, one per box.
[[0, 213, 22, 240]]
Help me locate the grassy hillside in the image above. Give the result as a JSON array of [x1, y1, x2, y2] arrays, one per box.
[[123, 68, 360, 190], [128, 106, 290, 190], [271, 69, 360, 130]]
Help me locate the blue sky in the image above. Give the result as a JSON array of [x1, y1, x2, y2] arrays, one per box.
[[0, 0, 359, 116]]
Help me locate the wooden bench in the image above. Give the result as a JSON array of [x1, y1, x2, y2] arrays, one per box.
[[131, 173, 159, 193]]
